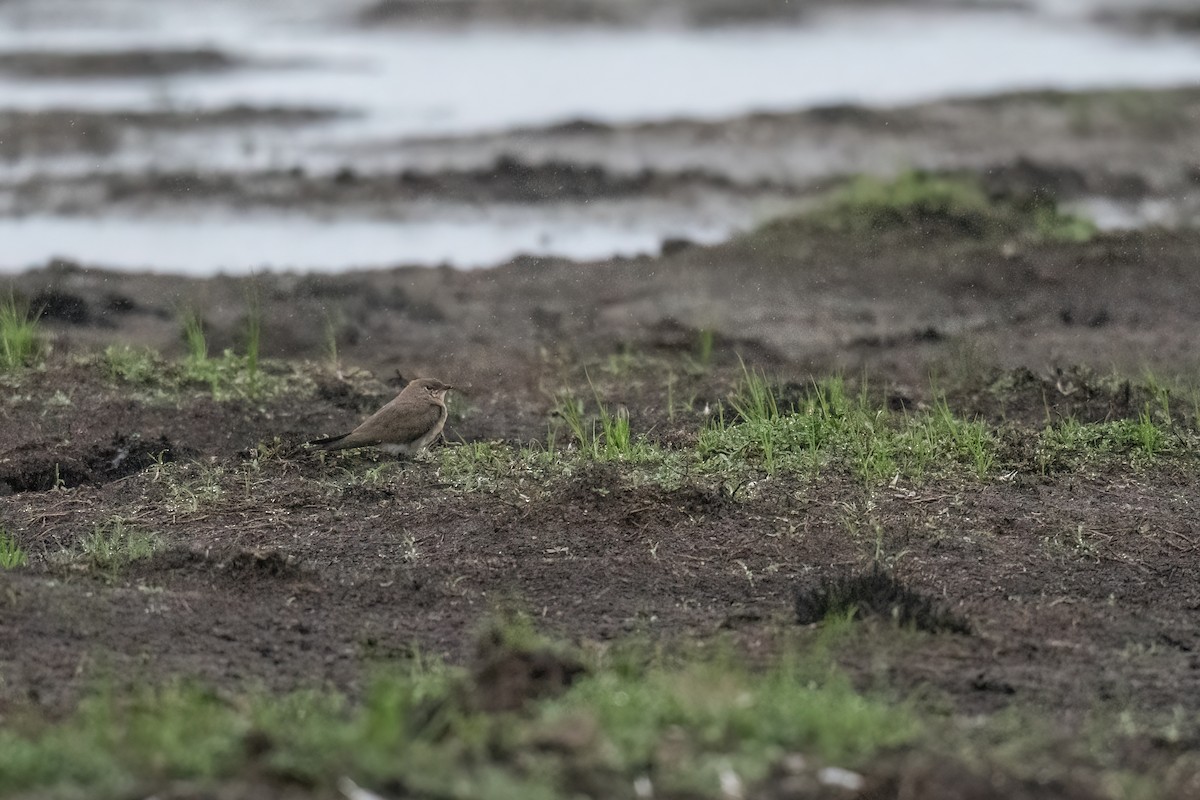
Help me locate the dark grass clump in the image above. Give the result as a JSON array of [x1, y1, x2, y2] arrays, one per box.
[[796, 566, 971, 634]]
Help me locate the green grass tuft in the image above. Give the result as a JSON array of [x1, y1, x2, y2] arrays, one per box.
[[171, 302, 277, 399], [0, 528, 28, 569], [1, 294, 45, 372], [1035, 409, 1175, 473], [696, 328, 715, 367], [729, 359, 780, 424], [928, 398, 996, 479], [243, 280, 262, 389], [551, 382, 657, 462], [1031, 202, 1097, 243], [700, 378, 1000, 483], [438, 440, 556, 493], [180, 308, 208, 364], [323, 311, 340, 371], [79, 516, 162, 574], [101, 343, 295, 403]]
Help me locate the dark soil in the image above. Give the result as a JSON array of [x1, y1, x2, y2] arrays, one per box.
[[0, 107, 340, 161], [356, 0, 1001, 28], [356, 0, 813, 28], [4, 156, 771, 216], [0, 47, 241, 79], [4, 213, 1200, 795]]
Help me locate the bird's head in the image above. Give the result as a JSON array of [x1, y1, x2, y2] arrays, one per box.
[[407, 377, 456, 403]]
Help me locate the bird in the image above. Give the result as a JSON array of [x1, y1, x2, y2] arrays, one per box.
[[308, 377, 455, 457]]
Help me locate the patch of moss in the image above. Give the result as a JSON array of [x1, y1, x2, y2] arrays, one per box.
[[763, 170, 1096, 242]]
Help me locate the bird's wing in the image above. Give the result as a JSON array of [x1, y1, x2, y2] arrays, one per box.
[[352, 395, 442, 445]]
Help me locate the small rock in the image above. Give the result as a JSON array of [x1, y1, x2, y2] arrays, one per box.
[[818, 766, 864, 791]]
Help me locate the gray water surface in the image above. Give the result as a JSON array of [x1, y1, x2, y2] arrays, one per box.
[[3, 0, 1200, 273]]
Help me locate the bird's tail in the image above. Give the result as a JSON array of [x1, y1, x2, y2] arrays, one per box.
[[307, 433, 352, 451]]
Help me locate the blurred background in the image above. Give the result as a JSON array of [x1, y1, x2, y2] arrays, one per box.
[[2, 0, 1200, 275]]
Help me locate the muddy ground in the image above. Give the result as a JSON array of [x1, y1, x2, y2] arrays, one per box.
[[3, 27, 1200, 799], [7, 221, 1200, 796], [5, 224, 1200, 796]]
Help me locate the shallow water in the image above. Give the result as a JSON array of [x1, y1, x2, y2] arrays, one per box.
[[4, 0, 1200, 272], [6, 7, 1200, 166], [1069, 194, 1200, 231], [0, 210, 737, 274]]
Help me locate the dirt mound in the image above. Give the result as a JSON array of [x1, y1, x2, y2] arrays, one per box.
[[129, 547, 305, 584], [359, 0, 806, 28], [549, 466, 736, 524], [29, 289, 90, 325], [0, 433, 183, 494], [0, 47, 239, 79], [472, 648, 586, 712], [19, 156, 750, 215], [86, 433, 180, 480], [795, 567, 970, 635], [472, 624, 586, 713], [856, 754, 1107, 800]]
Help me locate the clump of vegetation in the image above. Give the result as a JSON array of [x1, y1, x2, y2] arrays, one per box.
[[102, 341, 289, 402], [150, 459, 226, 514], [240, 279, 263, 388], [439, 440, 558, 494], [179, 308, 258, 398], [552, 648, 916, 794], [322, 310, 341, 371], [180, 308, 208, 363], [798, 170, 1095, 242], [245, 301, 261, 378], [0, 634, 916, 800], [728, 360, 779, 424], [102, 344, 161, 385], [79, 516, 161, 574], [99, 301, 294, 400], [0, 528, 27, 569], [795, 566, 971, 634], [700, 373, 998, 483], [180, 347, 270, 400], [819, 170, 997, 234], [927, 398, 996, 479], [387, 358, 1191, 493], [1, 294, 45, 372], [476, 606, 565, 656], [552, 386, 658, 462], [1036, 409, 1175, 473], [1028, 199, 1096, 243]]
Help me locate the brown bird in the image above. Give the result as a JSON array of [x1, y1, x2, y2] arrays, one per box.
[[309, 377, 455, 457]]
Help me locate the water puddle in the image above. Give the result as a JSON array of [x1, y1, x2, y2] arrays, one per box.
[[5, 6, 1200, 171], [4, 0, 1200, 271], [0, 209, 737, 275], [1068, 195, 1200, 231]]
